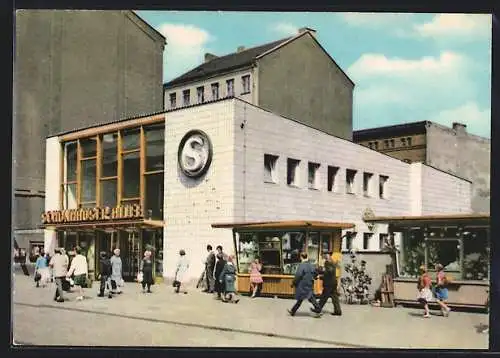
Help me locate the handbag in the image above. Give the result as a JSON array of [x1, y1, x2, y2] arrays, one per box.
[[137, 272, 143, 283], [34, 271, 41, 282]]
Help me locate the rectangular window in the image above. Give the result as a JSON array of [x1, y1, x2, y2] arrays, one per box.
[[145, 173, 164, 220], [287, 158, 301, 187], [463, 229, 489, 281], [100, 179, 117, 207], [241, 75, 251, 94], [197, 86, 205, 104], [183, 89, 190, 106], [263, 154, 279, 183], [63, 183, 77, 209], [379, 175, 389, 198], [407, 137, 412, 146], [384, 140, 389, 149], [401, 138, 407, 146], [368, 142, 373, 149], [374, 141, 379, 150], [169, 93, 176, 108], [101, 133, 118, 178], [226, 79, 235, 97], [346, 235, 353, 251], [379, 233, 388, 250], [80, 159, 96, 203], [308, 162, 321, 190], [363, 233, 373, 250], [327, 166, 339, 192], [64, 141, 78, 182], [122, 152, 140, 198], [346, 169, 357, 194], [122, 128, 140, 151], [390, 139, 395, 148], [144, 124, 165, 172], [363, 172, 373, 197], [211, 83, 219, 101]]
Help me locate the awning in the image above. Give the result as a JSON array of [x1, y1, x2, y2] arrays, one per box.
[[363, 213, 489, 228], [40, 219, 164, 230], [211, 220, 355, 230]]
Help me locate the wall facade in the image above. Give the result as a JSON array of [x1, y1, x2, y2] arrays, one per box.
[[13, 10, 165, 248], [43, 137, 62, 254], [426, 123, 490, 213], [257, 33, 354, 141], [163, 101, 238, 283], [164, 68, 254, 110], [356, 133, 427, 164]]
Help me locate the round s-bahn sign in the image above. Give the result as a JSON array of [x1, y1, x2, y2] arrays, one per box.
[[177, 129, 213, 178]]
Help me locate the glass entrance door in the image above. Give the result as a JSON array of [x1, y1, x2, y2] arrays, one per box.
[[120, 230, 140, 281]]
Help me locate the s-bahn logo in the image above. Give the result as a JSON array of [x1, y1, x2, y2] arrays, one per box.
[[178, 129, 213, 178]]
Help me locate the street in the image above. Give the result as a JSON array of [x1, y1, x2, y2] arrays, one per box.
[[12, 275, 489, 349]]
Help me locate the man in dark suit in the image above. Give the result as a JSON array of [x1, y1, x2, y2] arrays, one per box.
[[313, 252, 342, 316], [203, 245, 216, 293], [287, 252, 322, 318]]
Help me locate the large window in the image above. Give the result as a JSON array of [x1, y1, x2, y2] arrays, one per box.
[[145, 125, 164, 172], [144, 124, 165, 220], [463, 229, 489, 281], [62, 141, 78, 209], [80, 159, 96, 204], [122, 152, 140, 199]]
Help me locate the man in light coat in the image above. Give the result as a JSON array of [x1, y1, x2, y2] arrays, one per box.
[[49, 248, 69, 303], [174, 250, 190, 294]]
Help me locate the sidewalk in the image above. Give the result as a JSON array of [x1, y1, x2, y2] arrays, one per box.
[[12, 275, 489, 349]]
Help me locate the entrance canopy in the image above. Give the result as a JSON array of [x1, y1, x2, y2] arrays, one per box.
[[363, 213, 489, 230], [211, 220, 355, 230]]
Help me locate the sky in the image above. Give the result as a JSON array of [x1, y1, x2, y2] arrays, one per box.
[[136, 11, 491, 138]]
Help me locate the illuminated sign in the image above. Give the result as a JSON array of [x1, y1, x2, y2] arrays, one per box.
[[178, 129, 213, 178], [41, 204, 143, 224]]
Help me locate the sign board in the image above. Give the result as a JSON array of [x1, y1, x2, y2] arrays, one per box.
[[177, 129, 213, 178], [41, 204, 143, 225]]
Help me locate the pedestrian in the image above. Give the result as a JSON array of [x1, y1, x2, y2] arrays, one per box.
[[34, 253, 50, 288], [434, 263, 451, 317], [66, 247, 88, 301], [49, 248, 69, 303], [249, 256, 263, 298], [287, 252, 321, 318], [203, 244, 216, 293], [174, 250, 190, 294], [98, 251, 113, 299], [416, 265, 433, 318], [312, 252, 342, 316], [218, 255, 240, 303], [110, 248, 123, 294], [213, 249, 226, 300], [139, 250, 154, 293]]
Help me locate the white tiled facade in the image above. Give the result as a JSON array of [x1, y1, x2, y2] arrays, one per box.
[[43, 137, 62, 255], [164, 68, 255, 111], [44, 98, 472, 283]]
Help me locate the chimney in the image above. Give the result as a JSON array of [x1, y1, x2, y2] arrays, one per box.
[[452, 122, 467, 133], [298, 27, 317, 37], [204, 53, 217, 63], [237, 46, 246, 53]]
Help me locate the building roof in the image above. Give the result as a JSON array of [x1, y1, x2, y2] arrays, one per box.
[[211, 220, 356, 230], [127, 11, 166, 44], [353, 121, 430, 141], [164, 37, 292, 88], [363, 213, 490, 228]]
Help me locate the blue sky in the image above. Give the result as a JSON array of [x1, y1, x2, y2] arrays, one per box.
[[137, 11, 491, 138]]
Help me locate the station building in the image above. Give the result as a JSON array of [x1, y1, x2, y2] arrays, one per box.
[[42, 97, 472, 294]]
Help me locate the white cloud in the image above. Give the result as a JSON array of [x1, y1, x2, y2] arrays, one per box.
[[270, 22, 299, 36], [157, 23, 214, 82], [340, 12, 414, 28], [414, 14, 491, 41], [429, 102, 491, 138], [348, 51, 467, 79]]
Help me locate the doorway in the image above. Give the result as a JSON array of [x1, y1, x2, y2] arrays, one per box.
[[120, 229, 140, 281]]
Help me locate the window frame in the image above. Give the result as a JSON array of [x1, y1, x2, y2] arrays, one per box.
[[182, 89, 191, 106], [196, 86, 205, 104], [169, 92, 177, 108], [286, 158, 301, 187], [241, 75, 251, 94], [211, 83, 219, 101], [226, 79, 235, 97], [345, 169, 357, 195]]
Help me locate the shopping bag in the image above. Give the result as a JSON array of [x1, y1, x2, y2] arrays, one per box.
[[34, 272, 41, 282], [137, 272, 143, 283]]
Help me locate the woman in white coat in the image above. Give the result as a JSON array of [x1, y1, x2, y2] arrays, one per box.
[[174, 250, 189, 294], [110, 249, 123, 294]]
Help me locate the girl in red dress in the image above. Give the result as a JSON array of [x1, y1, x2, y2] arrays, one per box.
[[249, 257, 263, 298]]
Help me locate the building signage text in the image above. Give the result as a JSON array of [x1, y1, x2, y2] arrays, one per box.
[[41, 204, 143, 224]]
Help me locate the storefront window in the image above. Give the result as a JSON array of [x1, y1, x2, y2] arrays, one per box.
[[257, 232, 282, 274], [65, 141, 78, 182], [100, 179, 117, 207], [145, 173, 164, 220], [122, 152, 140, 198], [282, 231, 306, 275], [307, 232, 320, 264], [399, 230, 425, 278], [80, 137, 97, 158], [463, 229, 489, 281], [122, 128, 140, 151], [101, 133, 118, 178], [236, 232, 258, 274], [145, 125, 164, 172], [63, 183, 78, 209], [81, 159, 96, 203], [426, 240, 460, 273]]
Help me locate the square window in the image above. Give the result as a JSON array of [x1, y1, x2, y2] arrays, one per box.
[[308, 162, 321, 190], [264, 154, 279, 183], [363, 233, 373, 250], [169, 93, 176, 108], [327, 166, 339, 192], [379, 175, 389, 198], [363, 172, 373, 197], [346, 169, 357, 194], [287, 158, 301, 187]]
